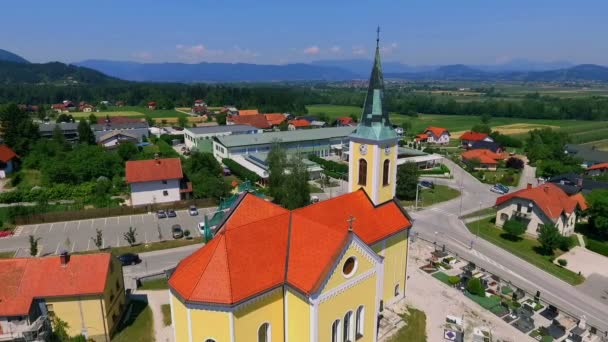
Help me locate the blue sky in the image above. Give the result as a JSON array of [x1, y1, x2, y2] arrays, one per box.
[[1, 0, 606, 65]]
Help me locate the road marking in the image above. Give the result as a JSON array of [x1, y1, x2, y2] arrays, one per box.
[[145, 231, 148, 244], [77, 221, 81, 231], [102, 238, 105, 249], [54, 242, 61, 255], [49, 223, 54, 232], [63, 222, 68, 232], [104, 218, 107, 226], [116, 235, 120, 247], [87, 239, 91, 251], [13, 226, 24, 237], [130, 216, 132, 226], [71, 241, 76, 253], [140, 215, 144, 224]]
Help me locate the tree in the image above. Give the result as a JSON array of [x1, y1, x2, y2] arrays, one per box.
[[178, 115, 188, 128], [0, 103, 40, 155], [92, 229, 103, 249], [278, 121, 289, 131], [216, 112, 227, 125], [88, 113, 97, 125], [280, 156, 310, 210], [505, 157, 524, 170], [51, 125, 68, 148], [316, 112, 329, 123], [349, 113, 358, 123], [466, 277, 485, 296], [56, 113, 74, 123], [401, 120, 412, 133], [144, 115, 154, 126], [117, 142, 139, 161], [503, 219, 526, 238], [481, 113, 492, 124], [29, 235, 41, 257], [123, 226, 137, 246], [586, 189, 608, 237], [471, 124, 491, 134], [77, 119, 95, 145], [267, 143, 288, 203], [190, 172, 229, 200], [466, 157, 481, 172], [37, 105, 47, 120], [538, 224, 561, 254], [51, 315, 70, 341], [396, 162, 419, 200]]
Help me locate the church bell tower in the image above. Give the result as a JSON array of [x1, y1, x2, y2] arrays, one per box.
[[348, 28, 399, 205]]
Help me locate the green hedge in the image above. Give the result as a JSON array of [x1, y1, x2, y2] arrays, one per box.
[[419, 164, 450, 175], [222, 159, 261, 183], [308, 154, 348, 175], [586, 238, 608, 257]]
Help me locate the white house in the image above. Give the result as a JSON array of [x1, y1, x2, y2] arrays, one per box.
[[98, 131, 139, 149], [416, 126, 450, 144], [0, 145, 18, 179], [494, 183, 587, 237], [125, 157, 190, 206]]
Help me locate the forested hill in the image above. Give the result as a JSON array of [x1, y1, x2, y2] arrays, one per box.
[[0, 61, 120, 85], [0, 49, 29, 64]]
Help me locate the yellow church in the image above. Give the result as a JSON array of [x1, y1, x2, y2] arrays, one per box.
[[168, 35, 411, 342]]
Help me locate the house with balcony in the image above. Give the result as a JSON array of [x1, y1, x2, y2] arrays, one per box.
[[415, 126, 450, 144], [125, 157, 192, 206], [0, 253, 125, 342], [494, 183, 587, 237]]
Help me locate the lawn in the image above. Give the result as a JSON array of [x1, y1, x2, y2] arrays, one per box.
[[72, 110, 144, 118], [431, 271, 451, 286], [461, 207, 497, 219], [474, 169, 521, 187], [80, 237, 204, 256], [401, 184, 460, 208], [464, 292, 502, 310], [387, 307, 427, 342], [466, 218, 584, 285], [309, 184, 324, 193], [0, 251, 15, 258], [112, 300, 154, 342], [139, 277, 169, 290], [98, 106, 188, 119], [161, 304, 172, 326]]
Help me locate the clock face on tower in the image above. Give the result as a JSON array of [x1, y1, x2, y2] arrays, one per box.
[[384, 146, 391, 155], [359, 144, 368, 155]]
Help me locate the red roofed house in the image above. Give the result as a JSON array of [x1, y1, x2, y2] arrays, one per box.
[[586, 162, 608, 177], [147, 101, 157, 110], [125, 157, 191, 206], [192, 99, 207, 115], [495, 183, 587, 236], [264, 113, 287, 127], [238, 109, 259, 116], [461, 149, 506, 171], [459, 131, 494, 147], [227, 114, 271, 129], [0, 253, 125, 341], [336, 116, 356, 127], [0, 145, 18, 178], [288, 118, 311, 130], [418, 126, 450, 144]]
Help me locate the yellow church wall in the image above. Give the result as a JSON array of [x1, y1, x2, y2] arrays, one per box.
[[46, 296, 107, 340], [321, 241, 375, 296], [373, 231, 408, 304], [189, 306, 231, 342], [350, 141, 376, 196], [377, 144, 397, 203], [317, 274, 377, 342], [170, 294, 190, 342], [286, 288, 310, 342], [233, 288, 284, 341]]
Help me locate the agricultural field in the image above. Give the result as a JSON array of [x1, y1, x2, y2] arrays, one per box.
[[582, 139, 608, 151], [98, 105, 188, 119], [71, 110, 144, 118]]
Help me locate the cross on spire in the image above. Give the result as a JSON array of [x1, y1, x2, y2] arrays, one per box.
[[347, 215, 356, 232], [376, 26, 380, 48]]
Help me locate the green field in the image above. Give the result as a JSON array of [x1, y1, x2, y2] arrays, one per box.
[[71, 106, 188, 119], [401, 185, 461, 208], [71, 110, 144, 118]]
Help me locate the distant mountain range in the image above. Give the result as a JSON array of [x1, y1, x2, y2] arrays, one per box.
[[0, 48, 607, 84]]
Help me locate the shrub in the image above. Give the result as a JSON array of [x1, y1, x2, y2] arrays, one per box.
[[585, 238, 608, 257], [558, 236, 575, 251], [307, 154, 348, 175], [466, 277, 485, 296], [557, 259, 568, 266], [506, 157, 525, 170], [448, 276, 461, 286], [503, 219, 526, 238], [222, 159, 261, 183]]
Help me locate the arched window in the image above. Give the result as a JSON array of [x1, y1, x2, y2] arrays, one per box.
[[258, 323, 270, 342], [394, 284, 400, 297], [382, 159, 390, 186], [358, 159, 367, 186], [355, 306, 365, 338], [331, 319, 341, 342], [204, 339, 216, 342], [343, 311, 353, 342]]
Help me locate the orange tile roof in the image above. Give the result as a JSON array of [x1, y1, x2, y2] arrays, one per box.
[[337, 117, 354, 125], [588, 162, 608, 171], [0, 253, 111, 316], [238, 109, 259, 116], [495, 183, 581, 219], [229, 114, 271, 129], [169, 189, 412, 305], [424, 126, 449, 138], [461, 149, 504, 164], [289, 119, 310, 128], [569, 193, 588, 211], [264, 113, 286, 126], [0, 145, 18, 163], [125, 158, 183, 183], [459, 131, 489, 141]]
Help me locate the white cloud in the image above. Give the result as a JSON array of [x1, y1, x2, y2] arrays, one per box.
[[330, 45, 341, 54], [352, 46, 367, 56], [304, 45, 321, 55], [381, 42, 399, 54]]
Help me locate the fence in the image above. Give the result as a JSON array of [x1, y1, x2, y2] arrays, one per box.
[[13, 198, 217, 225], [413, 235, 607, 338]]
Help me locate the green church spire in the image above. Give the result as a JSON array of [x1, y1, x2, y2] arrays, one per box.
[[350, 27, 399, 143]]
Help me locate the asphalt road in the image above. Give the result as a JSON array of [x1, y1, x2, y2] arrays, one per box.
[[0, 207, 218, 257]]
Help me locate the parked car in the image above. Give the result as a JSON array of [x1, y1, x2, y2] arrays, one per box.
[[223, 167, 231, 176], [156, 210, 167, 219], [118, 253, 141, 266], [198, 221, 205, 236], [167, 209, 177, 218], [495, 183, 510, 194], [310, 195, 320, 204], [420, 180, 434, 189], [172, 224, 184, 239], [189, 206, 198, 216], [490, 185, 506, 194]]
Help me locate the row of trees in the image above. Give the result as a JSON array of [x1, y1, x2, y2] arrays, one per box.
[[524, 128, 583, 177]]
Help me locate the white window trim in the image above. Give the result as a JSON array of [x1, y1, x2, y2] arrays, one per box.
[[258, 322, 271, 342], [356, 305, 365, 338]]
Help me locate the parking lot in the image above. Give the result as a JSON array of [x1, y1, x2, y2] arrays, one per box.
[[6, 207, 218, 257]]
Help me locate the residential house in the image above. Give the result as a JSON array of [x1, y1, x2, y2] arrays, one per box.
[[0, 253, 125, 342], [192, 99, 207, 115], [336, 116, 356, 127], [416, 126, 450, 144], [310, 120, 327, 128], [91, 121, 149, 144], [0, 145, 18, 178], [98, 131, 139, 149], [38, 122, 80, 142], [469, 140, 503, 153], [221, 106, 239, 116], [394, 126, 404, 136], [51, 103, 70, 114], [585, 162, 608, 177], [459, 131, 494, 147], [495, 183, 587, 237], [264, 113, 287, 127], [238, 109, 259, 116], [184, 124, 262, 152], [228, 114, 272, 129], [125, 157, 191, 206], [564, 144, 608, 168], [461, 149, 505, 171], [17, 104, 39, 113], [547, 173, 608, 195], [115, 101, 125, 107], [147, 101, 157, 110], [288, 118, 310, 130]]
